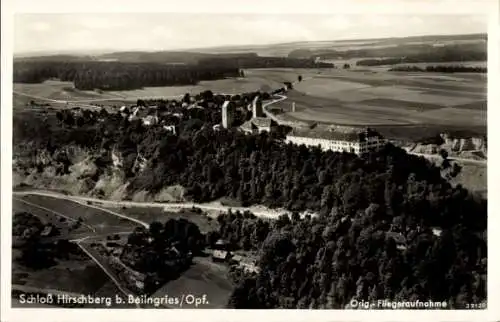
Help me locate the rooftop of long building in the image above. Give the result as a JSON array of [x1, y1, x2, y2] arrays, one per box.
[[287, 126, 383, 142]]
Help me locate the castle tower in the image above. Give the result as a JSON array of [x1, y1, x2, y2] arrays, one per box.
[[222, 101, 233, 128], [252, 96, 263, 118]]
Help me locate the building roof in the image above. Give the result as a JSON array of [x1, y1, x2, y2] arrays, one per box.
[[213, 250, 229, 259], [287, 127, 382, 142], [215, 239, 227, 246], [251, 117, 271, 128], [231, 254, 243, 262], [240, 121, 254, 132]]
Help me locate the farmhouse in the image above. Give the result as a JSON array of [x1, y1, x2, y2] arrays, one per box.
[[230, 254, 260, 273], [285, 126, 385, 155]]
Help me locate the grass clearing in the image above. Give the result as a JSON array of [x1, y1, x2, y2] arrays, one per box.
[[105, 76, 283, 99], [152, 256, 233, 308], [14, 80, 120, 102]]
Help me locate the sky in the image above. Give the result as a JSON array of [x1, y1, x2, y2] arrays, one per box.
[[14, 13, 488, 54]]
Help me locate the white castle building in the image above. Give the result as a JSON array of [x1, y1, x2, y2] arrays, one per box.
[[285, 126, 386, 155]]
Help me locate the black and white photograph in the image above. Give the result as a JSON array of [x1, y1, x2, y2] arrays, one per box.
[[1, 0, 498, 320]]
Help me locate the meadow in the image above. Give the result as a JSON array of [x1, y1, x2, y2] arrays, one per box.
[[152, 256, 233, 308]]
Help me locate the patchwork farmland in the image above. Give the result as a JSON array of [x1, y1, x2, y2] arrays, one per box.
[[246, 68, 486, 130]]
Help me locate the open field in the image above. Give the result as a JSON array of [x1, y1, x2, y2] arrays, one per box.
[[152, 256, 233, 308], [103, 206, 218, 233], [14, 80, 121, 102], [247, 68, 486, 131], [106, 76, 284, 99], [13, 75, 284, 109], [17, 195, 142, 234]]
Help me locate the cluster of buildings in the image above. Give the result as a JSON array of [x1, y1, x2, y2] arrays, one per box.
[[221, 95, 274, 133], [211, 239, 260, 274], [239, 96, 274, 134], [220, 89, 386, 156]]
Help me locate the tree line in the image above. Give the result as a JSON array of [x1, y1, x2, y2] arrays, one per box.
[[13, 55, 333, 91], [197, 56, 333, 69], [13, 61, 240, 91], [289, 43, 486, 63], [389, 65, 486, 73], [355, 44, 486, 66]]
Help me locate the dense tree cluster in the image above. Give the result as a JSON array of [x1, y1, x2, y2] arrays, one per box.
[[198, 56, 333, 69], [212, 211, 271, 251], [120, 218, 205, 294], [389, 65, 487, 73], [13, 61, 240, 90], [12, 212, 83, 269], [226, 207, 486, 309]]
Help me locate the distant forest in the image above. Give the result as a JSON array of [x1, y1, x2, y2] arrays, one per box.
[[389, 65, 487, 73], [13, 54, 333, 91], [354, 44, 486, 66], [13, 61, 240, 91], [198, 56, 333, 69], [289, 43, 486, 64]]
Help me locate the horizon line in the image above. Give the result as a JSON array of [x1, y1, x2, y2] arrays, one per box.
[[13, 31, 487, 57]]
